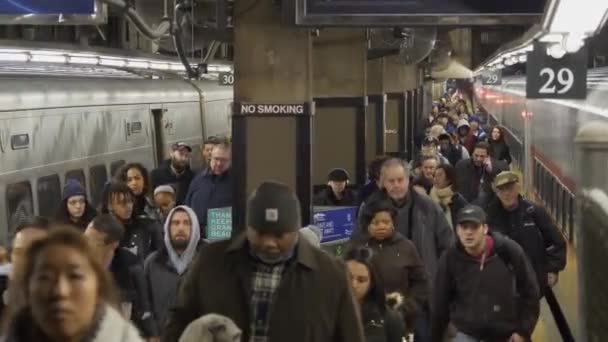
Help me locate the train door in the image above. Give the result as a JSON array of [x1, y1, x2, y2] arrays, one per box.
[[151, 107, 166, 167]]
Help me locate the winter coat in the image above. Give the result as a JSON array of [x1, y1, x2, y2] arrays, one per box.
[[119, 217, 163, 263], [455, 157, 509, 205], [347, 232, 429, 325], [361, 304, 405, 342], [184, 168, 232, 238], [431, 232, 540, 342], [133, 195, 160, 222], [359, 182, 380, 205], [440, 143, 469, 166], [151, 160, 195, 205], [485, 196, 567, 294], [110, 248, 156, 337], [430, 187, 468, 230], [313, 187, 358, 207], [4, 304, 144, 342], [488, 140, 512, 165], [162, 232, 365, 342], [178, 314, 242, 342], [357, 189, 454, 282], [144, 206, 203, 333]]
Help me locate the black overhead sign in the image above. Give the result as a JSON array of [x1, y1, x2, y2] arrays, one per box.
[[218, 72, 234, 86], [239, 103, 308, 115], [480, 69, 502, 85], [526, 41, 587, 100]]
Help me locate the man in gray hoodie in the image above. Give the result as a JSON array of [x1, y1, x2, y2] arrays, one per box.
[[144, 205, 202, 336]]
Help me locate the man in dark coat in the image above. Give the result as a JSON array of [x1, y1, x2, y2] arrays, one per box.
[[150, 142, 195, 205], [455, 141, 508, 205], [185, 140, 232, 238], [313, 168, 358, 207], [358, 158, 454, 281], [431, 205, 540, 342], [164, 181, 364, 342], [486, 171, 567, 295]]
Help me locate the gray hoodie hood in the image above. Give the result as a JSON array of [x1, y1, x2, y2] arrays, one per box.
[[163, 205, 201, 275]]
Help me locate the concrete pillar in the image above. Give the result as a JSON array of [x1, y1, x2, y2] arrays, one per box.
[[312, 29, 367, 186], [449, 28, 473, 69], [232, 0, 313, 231]]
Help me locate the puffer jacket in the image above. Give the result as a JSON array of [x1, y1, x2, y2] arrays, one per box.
[[347, 232, 429, 327], [361, 304, 405, 342], [119, 217, 163, 263], [4, 304, 143, 342]]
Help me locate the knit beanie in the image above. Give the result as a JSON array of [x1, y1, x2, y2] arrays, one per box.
[[247, 181, 301, 234], [62, 179, 86, 200]]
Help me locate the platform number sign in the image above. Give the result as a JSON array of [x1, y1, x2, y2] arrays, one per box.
[[219, 72, 234, 86], [526, 41, 587, 99], [481, 70, 502, 85]]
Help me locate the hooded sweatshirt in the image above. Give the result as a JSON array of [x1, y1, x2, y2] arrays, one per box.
[[163, 205, 202, 275], [144, 205, 202, 335]]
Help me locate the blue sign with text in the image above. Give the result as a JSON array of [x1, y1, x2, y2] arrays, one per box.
[[313, 207, 357, 243], [206, 207, 232, 242], [0, 1, 95, 14]]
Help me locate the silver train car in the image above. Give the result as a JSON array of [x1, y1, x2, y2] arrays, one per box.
[[0, 76, 233, 243], [476, 67, 608, 243]]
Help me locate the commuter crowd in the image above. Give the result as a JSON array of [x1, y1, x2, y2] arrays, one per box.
[[0, 89, 567, 342]]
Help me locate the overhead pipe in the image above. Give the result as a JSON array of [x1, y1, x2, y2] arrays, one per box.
[[174, 0, 199, 79], [99, 0, 171, 40]]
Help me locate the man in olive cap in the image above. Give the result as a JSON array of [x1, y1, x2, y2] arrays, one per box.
[[164, 181, 364, 342], [485, 171, 567, 295]]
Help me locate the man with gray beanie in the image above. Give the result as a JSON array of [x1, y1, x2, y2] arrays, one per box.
[[164, 181, 364, 342]]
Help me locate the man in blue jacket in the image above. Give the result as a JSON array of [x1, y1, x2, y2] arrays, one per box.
[[185, 139, 232, 238]]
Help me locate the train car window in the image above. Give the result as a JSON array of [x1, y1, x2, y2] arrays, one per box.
[[130, 121, 142, 133], [37, 175, 61, 218], [110, 160, 125, 178], [89, 165, 108, 208], [6, 181, 33, 232], [10, 134, 29, 150], [65, 169, 85, 187]]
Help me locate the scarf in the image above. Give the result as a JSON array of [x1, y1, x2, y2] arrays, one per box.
[[430, 186, 454, 208]]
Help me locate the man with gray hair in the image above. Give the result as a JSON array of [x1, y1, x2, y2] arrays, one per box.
[[164, 181, 364, 342], [359, 158, 454, 280]]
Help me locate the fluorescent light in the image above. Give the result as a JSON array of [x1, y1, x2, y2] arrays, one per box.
[[99, 58, 126, 67], [170, 63, 186, 71], [126, 60, 149, 69], [518, 55, 527, 63], [69, 56, 99, 65], [548, 0, 608, 35], [547, 43, 567, 59], [30, 54, 67, 63], [0, 53, 29, 62], [539, 33, 563, 43], [150, 62, 170, 70]]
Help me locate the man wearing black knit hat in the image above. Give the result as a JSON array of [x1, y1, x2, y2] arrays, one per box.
[[164, 181, 364, 342]]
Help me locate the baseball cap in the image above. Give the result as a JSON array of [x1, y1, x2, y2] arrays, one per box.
[[247, 181, 301, 234], [456, 205, 487, 225], [493, 171, 520, 188], [154, 185, 175, 197], [172, 142, 192, 152], [328, 168, 350, 182]]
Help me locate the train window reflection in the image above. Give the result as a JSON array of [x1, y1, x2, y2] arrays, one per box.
[[110, 160, 125, 178], [6, 181, 33, 232], [89, 165, 107, 208], [37, 175, 61, 218]]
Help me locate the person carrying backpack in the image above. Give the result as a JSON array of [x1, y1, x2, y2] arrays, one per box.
[[485, 171, 567, 295], [431, 205, 540, 342]]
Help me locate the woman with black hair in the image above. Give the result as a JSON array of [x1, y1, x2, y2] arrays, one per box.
[[55, 179, 97, 231], [115, 163, 159, 221], [344, 247, 406, 342], [347, 200, 429, 334], [488, 125, 512, 166], [100, 181, 163, 262], [430, 164, 468, 230]]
